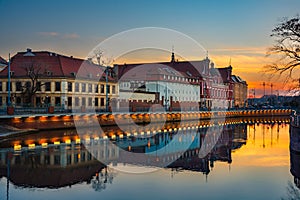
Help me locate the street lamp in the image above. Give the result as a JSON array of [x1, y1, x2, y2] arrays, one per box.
[[7, 53, 11, 106]]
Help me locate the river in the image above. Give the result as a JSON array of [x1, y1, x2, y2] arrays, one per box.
[[0, 116, 298, 200]]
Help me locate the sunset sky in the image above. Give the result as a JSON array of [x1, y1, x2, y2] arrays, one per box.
[[1, 0, 300, 97]]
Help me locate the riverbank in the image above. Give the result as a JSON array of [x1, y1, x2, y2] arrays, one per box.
[[0, 109, 292, 138]]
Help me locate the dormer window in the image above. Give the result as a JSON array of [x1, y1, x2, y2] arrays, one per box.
[[70, 72, 76, 77], [46, 71, 53, 76]]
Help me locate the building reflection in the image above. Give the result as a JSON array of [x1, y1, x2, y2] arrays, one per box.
[[0, 116, 289, 192], [290, 124, 300, 189]]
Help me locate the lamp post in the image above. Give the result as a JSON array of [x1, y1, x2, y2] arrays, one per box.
[[7, 53, 11, 106]]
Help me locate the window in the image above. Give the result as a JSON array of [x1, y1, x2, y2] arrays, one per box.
[[95, 97, 99, 107], [0, 97, 2, 106], [16, 97, 21, 105], [44, 96, 51, 105], [100, 98, 105, 106], [82, 97, 86, 106], [112, 85, 116, 94], [36, 97, 41, 106], [100, 84, 104, 93], [82, 83, 86, 92], [107, 85, 110, 94], [75, 97, 79, 106], [88, 84, 92, 93], [37, 82, 41, 91], [75, 83, 79, 92], [16, 82, 22, 91], [68, 82, 72, 92], [55, 82, 61, 91], [0, 82, 2, 91], [88, 97, 92, 106], [55, 97, 61, 105], [95, 84, 98, 93], [68, 97, 72, 106], [45, 82, 51, 91]]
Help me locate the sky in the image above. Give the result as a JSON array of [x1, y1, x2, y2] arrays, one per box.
[[1, 0, 300, 97]]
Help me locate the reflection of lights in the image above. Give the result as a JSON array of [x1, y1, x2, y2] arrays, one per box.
[[128, 146, 131, 151]]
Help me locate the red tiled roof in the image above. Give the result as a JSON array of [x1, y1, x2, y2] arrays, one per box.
[[217, 66, 233, 83], [0, 50, 116, 81], [116, 59, 210, 81]]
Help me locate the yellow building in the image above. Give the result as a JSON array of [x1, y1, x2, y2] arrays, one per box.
[[0, 49, 118, 111], [231, 75, 248, 108]]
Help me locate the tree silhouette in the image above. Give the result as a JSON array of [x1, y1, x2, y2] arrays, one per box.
[[21, 62, 46, 106], [265, 15, 300, 91]]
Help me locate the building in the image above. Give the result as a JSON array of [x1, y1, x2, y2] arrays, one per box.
[[0, 49, 118, 110], [115, 52, 235, 110], [231, 75, 248, 108]]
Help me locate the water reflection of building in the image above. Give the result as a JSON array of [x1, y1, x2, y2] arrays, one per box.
[[116, 123, 247, 175], [0, 122, 248, 189], [290, 123, 300, 189], [0, 142, 119, 189]]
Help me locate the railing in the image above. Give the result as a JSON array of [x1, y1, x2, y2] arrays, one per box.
[[0, 104, 294, 116]]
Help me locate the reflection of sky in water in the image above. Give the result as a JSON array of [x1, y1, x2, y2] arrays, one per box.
[[0, 122, 295, 200]]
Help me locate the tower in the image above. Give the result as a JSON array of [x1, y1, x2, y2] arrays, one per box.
[[171, 46, 175, 63]]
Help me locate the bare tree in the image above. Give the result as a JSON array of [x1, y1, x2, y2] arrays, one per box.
[[21, 62, 46, 106], [265, 15, 300, 90]]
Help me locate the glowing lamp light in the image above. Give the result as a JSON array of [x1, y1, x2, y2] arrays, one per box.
[[42, 143, 48, 147], [54, 141, 60, 145], [28, 144, 35, 148], [14, 145, 21, 151], [76, 138, 81, 144], [65, 139, 71, 144]]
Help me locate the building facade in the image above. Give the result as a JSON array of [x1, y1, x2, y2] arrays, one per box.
[[231, 75, 248, 108], [115, 53, 237, 110], [0, 49, 118, 110]]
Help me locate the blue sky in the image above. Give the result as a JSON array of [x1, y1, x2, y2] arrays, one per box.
[[1, 0, 299, 95]]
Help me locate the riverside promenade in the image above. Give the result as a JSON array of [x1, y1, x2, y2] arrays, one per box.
[[0, 109, 292, 138]]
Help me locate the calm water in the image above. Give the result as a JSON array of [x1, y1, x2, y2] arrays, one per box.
[[0, 116, 299, 200]]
